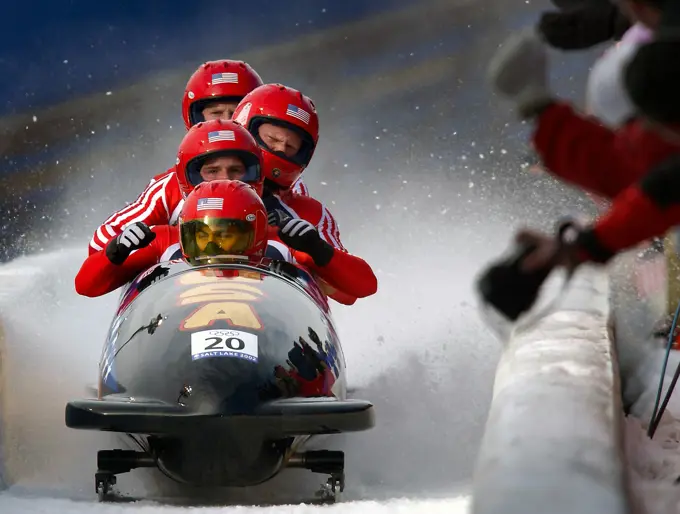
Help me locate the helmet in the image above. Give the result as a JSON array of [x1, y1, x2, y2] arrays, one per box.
[[182, 60, 264, 129], [175, 119, 264, 197], [179, 180, 268, 265], [232, 84, 319, 189]]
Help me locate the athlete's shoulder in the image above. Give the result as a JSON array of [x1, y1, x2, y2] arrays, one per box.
[[284, 192, 323, 217], [150, 167, 176, 183]]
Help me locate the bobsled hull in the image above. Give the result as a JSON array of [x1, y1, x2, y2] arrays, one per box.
[[65, 259, 374, 493]]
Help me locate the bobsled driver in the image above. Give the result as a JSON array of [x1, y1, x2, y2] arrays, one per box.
[[87, 60, 310, 256], [76, 179, 269, 297], [75, 120, 377, 303]]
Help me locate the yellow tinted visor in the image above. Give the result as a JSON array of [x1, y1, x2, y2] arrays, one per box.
[[180, 217, 255, 263]]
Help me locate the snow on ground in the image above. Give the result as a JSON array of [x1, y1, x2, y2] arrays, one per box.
[[622, 343, 680, 513], [625, 415, 680, 513], [0, 494, 471, 514]]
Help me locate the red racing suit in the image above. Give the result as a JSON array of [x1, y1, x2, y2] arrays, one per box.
[[265, 190, 379, 304], [76, 225, 377, 304], [88, 169, 310, 254]]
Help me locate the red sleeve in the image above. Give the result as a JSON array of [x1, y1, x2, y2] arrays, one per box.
[[293, 249, 378, 300], [328, 289, 358, 305], [316, 203, 346, 252], [312, 277, 358, 306], [89, 171, 182, 255], [590, 186, 680, 256], [532, 103, 643, 199], [76, 229, 166, 297]]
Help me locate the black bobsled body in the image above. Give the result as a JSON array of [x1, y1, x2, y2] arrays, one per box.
[[65, 259, 374, 500]]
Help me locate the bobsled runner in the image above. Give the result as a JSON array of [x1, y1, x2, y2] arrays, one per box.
[[65, 258, 375, 503]]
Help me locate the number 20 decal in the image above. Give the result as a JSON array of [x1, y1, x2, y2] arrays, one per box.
[[204, 336, 245, 351], [191, 329, 259, 362]]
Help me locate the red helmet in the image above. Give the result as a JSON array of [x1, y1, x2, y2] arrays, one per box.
[[179, 180, 268, 265], [232, 84, 319, 189], [182, 60, 263, 129], [175, 119, 264, 198]]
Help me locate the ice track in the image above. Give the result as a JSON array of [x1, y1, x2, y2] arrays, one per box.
[[1, 494, 470, 514]]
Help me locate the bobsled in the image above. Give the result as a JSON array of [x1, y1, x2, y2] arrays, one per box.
[[65, 258, 375, 502]]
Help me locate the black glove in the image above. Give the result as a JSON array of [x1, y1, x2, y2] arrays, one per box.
[[268, 208, 292, 228], [275, 217, 335, 267], [476, 219, 595, 322], [136, 264, 169, 291], [105, 222, 156, 265], [538, 3, 625, 50]]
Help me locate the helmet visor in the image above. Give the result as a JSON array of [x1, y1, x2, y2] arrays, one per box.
[[181, 217, 255, 264]]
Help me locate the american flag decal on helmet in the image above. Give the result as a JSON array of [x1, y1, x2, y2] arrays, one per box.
[[211, 72, 239, 84], [285, 104, 310, 124], [208, 130, 236, 143], [197, 198, 224, 211]]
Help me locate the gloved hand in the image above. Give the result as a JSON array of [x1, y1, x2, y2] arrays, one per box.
[[105, 222, 156, 265], [275, 217, 335, 267], [476, 219, 589, 322], [538, 3, 623, 50], [487, 27, 555, 119], [268, 208, 292, 228]]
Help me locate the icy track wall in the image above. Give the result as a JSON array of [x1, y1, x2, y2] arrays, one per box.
[[472, 266, 632, 514]]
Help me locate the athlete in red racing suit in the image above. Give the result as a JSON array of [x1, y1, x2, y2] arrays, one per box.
[[75, 180, 376, 303], [76, 120, 377, 303], [88, 60, 311, 255], [229, 84, 377, 303], [77, 180, 269, 297]]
